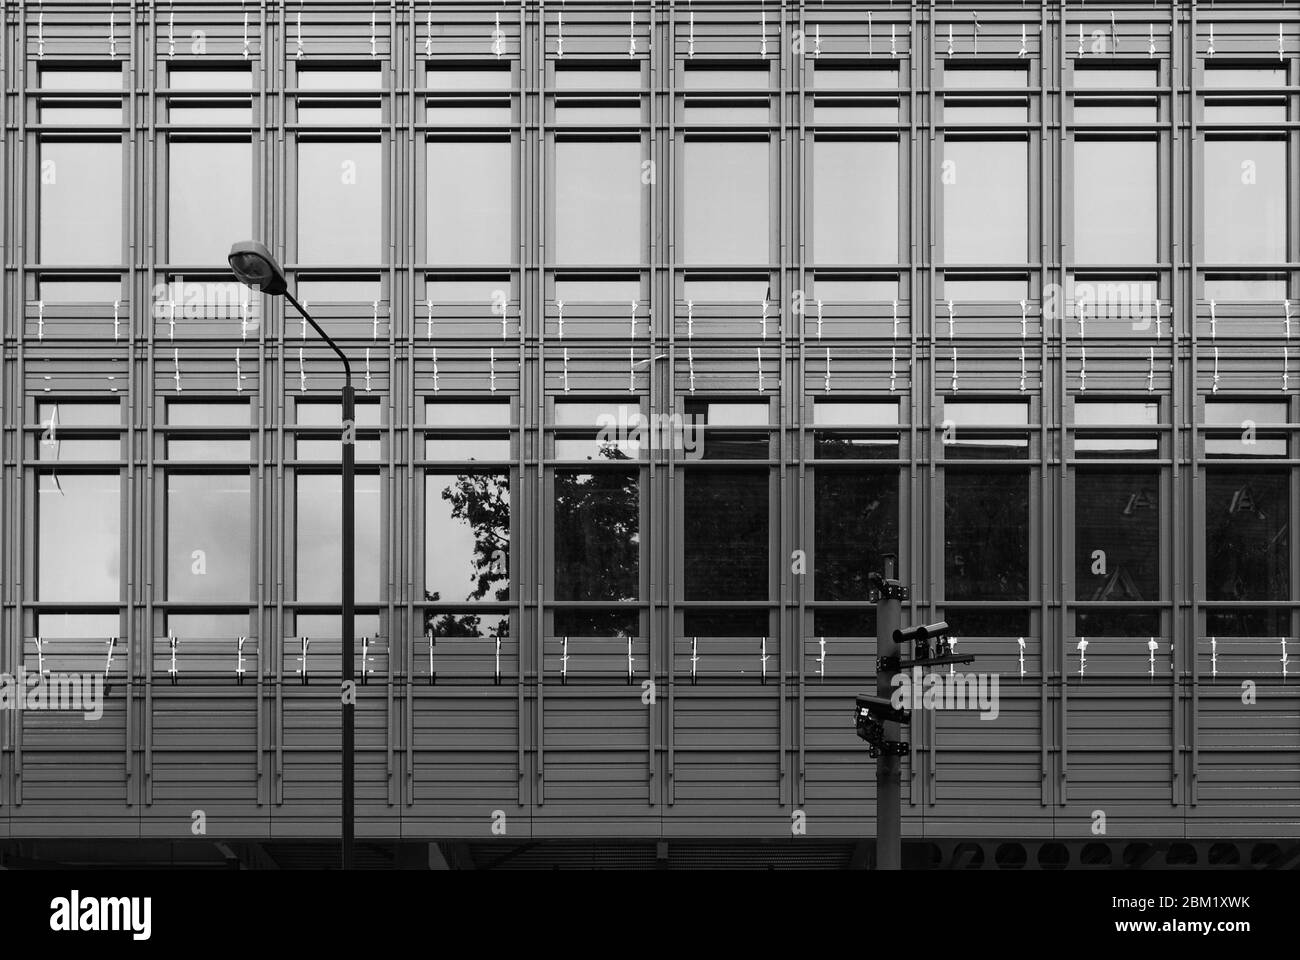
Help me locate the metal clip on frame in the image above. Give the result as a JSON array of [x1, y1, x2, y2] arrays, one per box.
[[168, 633, 179, 685], [236, 636, 248, 685]]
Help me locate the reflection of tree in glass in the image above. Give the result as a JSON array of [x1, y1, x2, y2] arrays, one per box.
[[441, 472, 510, 601], [422, 472, 509, 638], [555, 470, 639, 601]]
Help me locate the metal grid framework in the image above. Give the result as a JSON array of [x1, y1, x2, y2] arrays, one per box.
[[1, 0, 1299, 841]]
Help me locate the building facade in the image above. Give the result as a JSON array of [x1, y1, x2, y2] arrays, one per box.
[[1, 0, 1299, 868]]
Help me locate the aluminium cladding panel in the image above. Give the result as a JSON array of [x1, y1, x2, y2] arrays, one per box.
[[405, 686, 528, 840], [797, 636, 914, 835], [925, 636, 1049, 837], [1058, 636, 1180, 838], [140, 686, 265, 839], [10, 694, 136, 837], [271, 685, 396, 838], [533, 638, 655, 836], [664, 633, 787, 835], [1190, 638, 1300, 838]]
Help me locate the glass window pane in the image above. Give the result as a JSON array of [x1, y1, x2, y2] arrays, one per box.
[[553, 609, 637, 638], [944, 470, 1028, 600], [943, 399, 1030, 426], [555, 68, 640, 90], [684, 469, 768, 600], [425, 473, 510, 602], [168, 474, 250, 600], [38, 401, 121, 426], [1073, 67, 1158, 89], [554, 470, 640, 601], [429, 67, 512, 91], [812, 277, 899, 301], [1075, 401, 1160, 425], [813, 400, 899, 426], [38, 437, 120, 461], [1075, 470, 1160, 600], [298, 68, 383, 90], [298, 102, 382, 124], [169, 103, 253, 124], [683, 278, 770, 302], [1205, 609, 1289, 638], [1076, 609, 1160, 637], [295, 614, 381, 640], [1204, 400, 1287, 427], [39, 280, 123, 303], [1205, 471, 1289, 601], [813, 67, 898, 90], [298, 140, 382, 264], [168, 439, 251, 460], [685, 140, 769, 264], [427, 278, 508, 303], [426, 438, 511, 460], [683, 400, 768, 425], [38, 473, 120, 601], [682, 609, 769, 638], [426, 401, 512, 426], [942, 139, 1027, 264], [813, 139, 897, 265], [812, 102, 899, 124], [554, 278, 640, 302], [1203, 68, 1287, 89], [296, 474, 382, 601], [1073, 102, 1158, 123], [814, 470, 898, 601], [41, 69, 123, 90], [1203, 139, 1287, 263], [428, 102, 511, 124], [427, 140, 511, 265], [1074, 140, 1157, 263], [555, 400, 627, 426], [169, 68, 253, 90], [169, 140, 252, 263], [167, 613, 250, 639], [38, 614, 121, 639], [1204, 102, 1286, 123], [814, 434, 899, 460], [426, 610, 509, 638], [1203, 276, 1288, 300], [41, 104, 122, 124], [295, 400, 382, 426], [943, 67, 1028, 89], [684, 103, 770, 124], [943, 277, 1029, 301], [555, 140, 641, 265], [40, 141, 122, 265], [166, 401, 251, 425], [944, 101, 1028, 123], [683, 68, 769, 91], [295, 278, 383, 303]]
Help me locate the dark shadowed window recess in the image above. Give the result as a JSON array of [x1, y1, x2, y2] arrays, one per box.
[[943, 609, 1031, 638], [684, 468, 768, 600], [1204, 609, 1290, 638], [1205, 471, 1289, 601], [944, 470, 1029, 600], [554, 470, 639, 601], [683, 609, 769, 638], [425, 472, 510, 603], [1075, 609, 1161, 638], [1074, 469, 1160, 601], [554, 609, 639, 638], [814, 470, 898, 601], [812, 608, 877, 638]]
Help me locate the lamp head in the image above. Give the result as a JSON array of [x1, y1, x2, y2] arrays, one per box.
[[228, 240, 287, 296]]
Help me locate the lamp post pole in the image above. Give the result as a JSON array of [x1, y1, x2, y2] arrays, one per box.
[[283, 289, 355, 871]]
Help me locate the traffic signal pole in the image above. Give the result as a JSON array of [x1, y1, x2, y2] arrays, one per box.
[[875, 554, 903, 871]]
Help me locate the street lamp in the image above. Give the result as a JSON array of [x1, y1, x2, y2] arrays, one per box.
[[228, 240, 355, 871]]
